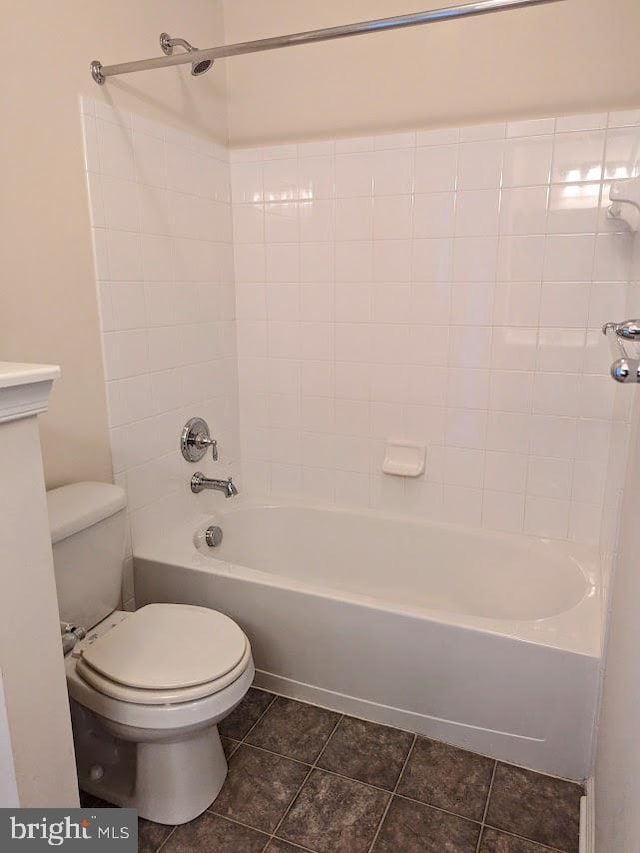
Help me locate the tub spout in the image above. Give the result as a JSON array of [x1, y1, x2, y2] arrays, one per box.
[[191, 472, 238, 498]]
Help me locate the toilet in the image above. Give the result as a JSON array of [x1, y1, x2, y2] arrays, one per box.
[[47, 482, 254, 825]]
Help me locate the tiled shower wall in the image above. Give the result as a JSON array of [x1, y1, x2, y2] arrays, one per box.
[[80, 98, 239, 607], [231, 111, 640, 542], [80, 98, 640, 555]]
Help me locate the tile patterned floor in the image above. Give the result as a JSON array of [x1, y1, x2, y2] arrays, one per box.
[[81, 688, 583, 853]]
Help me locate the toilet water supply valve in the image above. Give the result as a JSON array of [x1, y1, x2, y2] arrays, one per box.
[[61, 622, 86, 655]]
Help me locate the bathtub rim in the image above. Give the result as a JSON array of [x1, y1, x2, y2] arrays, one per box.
[[132, 495, 602, 659]]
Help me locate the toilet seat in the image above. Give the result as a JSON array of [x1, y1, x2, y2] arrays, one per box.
[[76, 642, 252, 704], [76, 603, 251, 705]]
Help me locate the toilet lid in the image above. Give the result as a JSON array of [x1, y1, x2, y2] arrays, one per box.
[[75, 641, 252, 705], [80, 604, 248, 690]]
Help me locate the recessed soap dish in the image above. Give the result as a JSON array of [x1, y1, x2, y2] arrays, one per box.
[[382, 441, 426, 477]]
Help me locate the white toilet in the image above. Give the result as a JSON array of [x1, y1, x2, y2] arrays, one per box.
[[47, 482, 254, 825]]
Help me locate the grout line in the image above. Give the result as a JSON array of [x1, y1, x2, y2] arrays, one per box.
[[238, 691, 279, 743], [217, 690, 580, 851], [482, 823, 568, 853], [231, 736, 485, 825], [201, 811, 273, 846], [475, 759, 498, 853], [267, 714, 345, 851], [226, 726, 577, 851], [153, 826, 176, 853], [366, 733, 417, 853], [205, 808, 269, 838]]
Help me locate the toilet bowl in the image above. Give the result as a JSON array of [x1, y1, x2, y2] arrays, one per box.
[[47, 483, 254, 824], [67, 606, 254, 824]]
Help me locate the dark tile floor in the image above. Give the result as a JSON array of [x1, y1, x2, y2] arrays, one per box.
[[81, 688, 584, 853]]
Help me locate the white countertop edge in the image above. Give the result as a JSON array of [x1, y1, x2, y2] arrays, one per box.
[[0, 362, 60, 423], [0, 362, 61, 390]]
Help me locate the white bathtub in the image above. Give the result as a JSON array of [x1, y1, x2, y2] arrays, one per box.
[[134, 499, 601, 780]]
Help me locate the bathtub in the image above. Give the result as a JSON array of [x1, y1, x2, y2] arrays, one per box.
[[133, 499, 601, 780]]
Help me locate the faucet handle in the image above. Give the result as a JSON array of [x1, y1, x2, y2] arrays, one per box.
[[181, 417, 218, 462], [194, 432, 218, 460]]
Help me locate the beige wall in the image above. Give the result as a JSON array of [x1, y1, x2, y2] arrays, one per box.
[[0, 1, 228, 488], [224, 0, 640, 145], [595, 393, 640, 851]]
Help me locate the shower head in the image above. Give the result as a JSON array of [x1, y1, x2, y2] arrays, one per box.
[[159, 33, 214, 76]]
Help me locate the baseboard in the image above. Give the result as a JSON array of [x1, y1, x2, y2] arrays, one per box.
[[580, 777, 595, 853]]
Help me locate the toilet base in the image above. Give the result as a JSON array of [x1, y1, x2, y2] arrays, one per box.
[[71, 702, 228, 824]]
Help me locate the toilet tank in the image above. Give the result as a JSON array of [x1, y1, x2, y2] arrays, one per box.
[[47, 482, 127, 630]]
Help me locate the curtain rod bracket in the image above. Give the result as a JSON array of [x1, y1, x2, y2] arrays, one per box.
[[90, 61, 105, 85]]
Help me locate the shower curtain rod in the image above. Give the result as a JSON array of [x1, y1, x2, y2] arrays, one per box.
[[90, 0, 565, 84]]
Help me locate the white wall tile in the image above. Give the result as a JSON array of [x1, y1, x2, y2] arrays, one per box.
[[134, 132, 166, 187], [457, 140, 504, 189], [484, 451, 527, 493], [444, 447, 485, 488], [551, 131, 605, 183], [335, 152, 374, 197], [486, 411, 531, 454], [299, 156, 335, 199], [373, 240, 412, 282], [103, 330, 148, 380], [491, 327, 537, 371], [529, 415, 577, 459], [412, 239, 453, 282], [84, 103, 240, 530], [539, 284, 590, 327], [300, 200, 334, 242], [452, 237, 498, 282], [524, 496, 570, 538], [413, 193, 455, 239], [373, 195, 413, 239], [414, 146, 458, 193], [443, 485, 483, 526], [98, 121, 135, 180], [499, 187, 548, 235], [108, 283, 147, 330], [336, 197, 373, 241], [547, 183, 600, 234], [263, 159, 300, 201], [537, 328, 585, 371], [81, 115, 101, 172], [333, 242, 370, 282], [455, 190, 500, 237], [482, 490, 525, 532], [502, 136, 553, 187], [493, 282, 541, 327], [544, 235, 596, 282], [223, 114, 636, 543], [85, 104, 636, 547], [373, 149, 414, 196], [527, 456, 572, 499], [593, 233, 634, 281], [497, 236, 545, 281]]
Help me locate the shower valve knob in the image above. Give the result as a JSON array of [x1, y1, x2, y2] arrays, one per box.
[[181, 417, 218, 462]]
